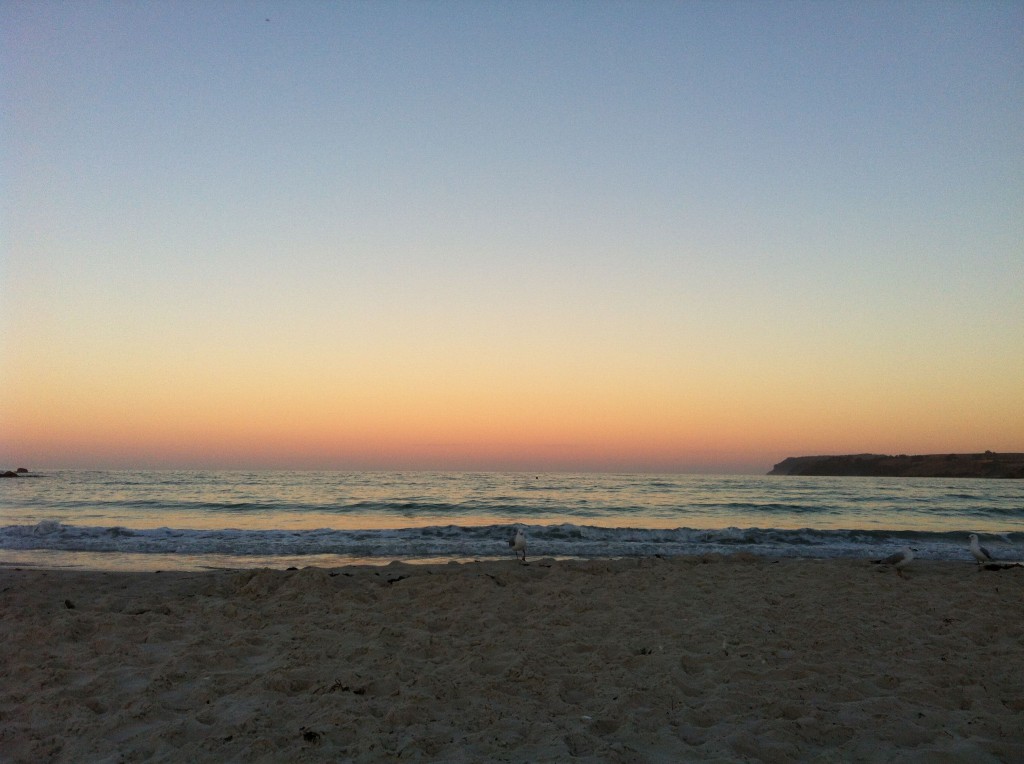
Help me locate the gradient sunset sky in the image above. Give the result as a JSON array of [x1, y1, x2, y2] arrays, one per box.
[[3, 1, 1022, 473]]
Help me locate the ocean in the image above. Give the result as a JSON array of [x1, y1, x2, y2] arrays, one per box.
[[1, 470, 1022, 571]]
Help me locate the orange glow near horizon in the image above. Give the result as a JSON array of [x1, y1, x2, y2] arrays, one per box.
[[4, 327, 1021, 472]]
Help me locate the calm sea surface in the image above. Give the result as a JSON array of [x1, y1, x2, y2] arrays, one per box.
[[1, 470, 1021, 570]]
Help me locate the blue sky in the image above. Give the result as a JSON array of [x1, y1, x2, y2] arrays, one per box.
[[3, 1, 1022, 471]]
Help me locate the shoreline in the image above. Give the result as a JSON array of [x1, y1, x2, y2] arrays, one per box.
[[3, 557, 1022, 762], [3, 537, 1022, 573]]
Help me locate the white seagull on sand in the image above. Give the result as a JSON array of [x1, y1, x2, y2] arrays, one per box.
[[873, 546, 915, 577], [969, 534, 994, 566], [508, 528, 526, 562]]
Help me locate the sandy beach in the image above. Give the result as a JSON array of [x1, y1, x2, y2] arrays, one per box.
[[2, 556, 1022, 763]]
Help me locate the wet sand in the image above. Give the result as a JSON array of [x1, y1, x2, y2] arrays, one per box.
[[2, 556, 1022, 762]]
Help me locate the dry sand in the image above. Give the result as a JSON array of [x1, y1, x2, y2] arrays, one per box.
[[2, 556, 1022, 763]]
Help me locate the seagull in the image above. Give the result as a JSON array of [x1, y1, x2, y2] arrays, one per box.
[[969, 534, 994, 566], [508, 527, 526, 562], [872, 546, 915, 577]]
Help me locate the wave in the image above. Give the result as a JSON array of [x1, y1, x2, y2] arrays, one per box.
[[18, 496, 1022, 520], [2, 521, 1021, 563]]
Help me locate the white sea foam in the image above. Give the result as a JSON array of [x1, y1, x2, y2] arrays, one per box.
[[1, 519, 1020, 565]]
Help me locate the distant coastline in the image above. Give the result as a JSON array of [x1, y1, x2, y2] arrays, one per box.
[[769, 452, 1024, 479]]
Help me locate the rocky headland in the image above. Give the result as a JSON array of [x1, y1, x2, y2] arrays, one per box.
[[769, 452, 1024, 479]]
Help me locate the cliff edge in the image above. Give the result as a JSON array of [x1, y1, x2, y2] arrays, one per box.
[[769, 452, 1024, 479]]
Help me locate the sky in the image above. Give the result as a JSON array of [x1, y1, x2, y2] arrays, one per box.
[[2, 1, 1022, 473]]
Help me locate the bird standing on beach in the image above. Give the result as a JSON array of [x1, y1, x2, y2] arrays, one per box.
[[509, 528, 526, 562], [872, 547, 915, 577], [969, 534, 994, 566]]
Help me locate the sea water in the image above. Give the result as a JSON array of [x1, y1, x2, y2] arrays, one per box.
[[1, 470, 1021, 570]]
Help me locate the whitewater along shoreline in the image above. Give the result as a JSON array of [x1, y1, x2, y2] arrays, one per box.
[[2, 556, 1022, 762], [5, 520, 1024, 567]]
